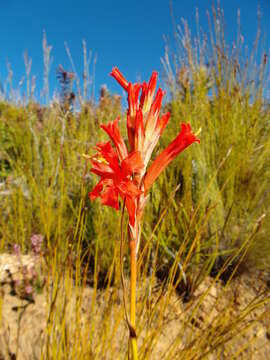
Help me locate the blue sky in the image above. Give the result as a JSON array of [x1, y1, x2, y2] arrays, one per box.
[[0, 0, 269, 102]]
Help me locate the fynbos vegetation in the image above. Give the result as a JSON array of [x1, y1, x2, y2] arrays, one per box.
[[0, 5, 269, 360]]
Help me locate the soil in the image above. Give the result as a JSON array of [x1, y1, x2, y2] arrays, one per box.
[[0, 253, 269, 360]]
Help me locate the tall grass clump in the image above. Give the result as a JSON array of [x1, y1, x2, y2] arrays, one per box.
[[159, 5, 270, 275]]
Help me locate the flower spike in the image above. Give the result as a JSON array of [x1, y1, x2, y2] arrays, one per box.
[[91, 68, 200, 215]]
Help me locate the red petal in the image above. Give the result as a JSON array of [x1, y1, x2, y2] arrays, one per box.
[[90, 160, 114, 178], [117, 180, 142, 198], [100, 117, 128, 161], [144, 123, 200, 192], [96, 142, 120, 170], [144, 88, 165, 139], [141, 71, 158, 114], [134, 109, 145, 151], [148, 72, 158, 96], [100, 186, 119, 210], [127, 113, 135, 151], [139, 82, 148, 109], [125, 196, 136, 227], [121, 151, 144, 177], [110, 67, 129, 91], [149, 88, 164, 117], [127, 83, 142, 151], [128, 83, 141, 118], [155, 112, 170, 135], [89, 180, 104, 200]]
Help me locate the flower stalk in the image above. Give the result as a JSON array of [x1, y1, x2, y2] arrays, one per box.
[[129, 233, 138, 359]]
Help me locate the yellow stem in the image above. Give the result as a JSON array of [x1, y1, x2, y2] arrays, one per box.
[[129, 238, 138, 360]]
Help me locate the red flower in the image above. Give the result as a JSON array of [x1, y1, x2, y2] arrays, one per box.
[[110, 67, 129, 91], [140, 71, 158, 114], [126, 83, 142, 151], [89, 141, 143, 226], [143, 123, 200, 192], [100, 117, 128, 161]]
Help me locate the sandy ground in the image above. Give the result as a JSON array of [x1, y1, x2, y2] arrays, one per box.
[[0, 253, 269, 360]]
